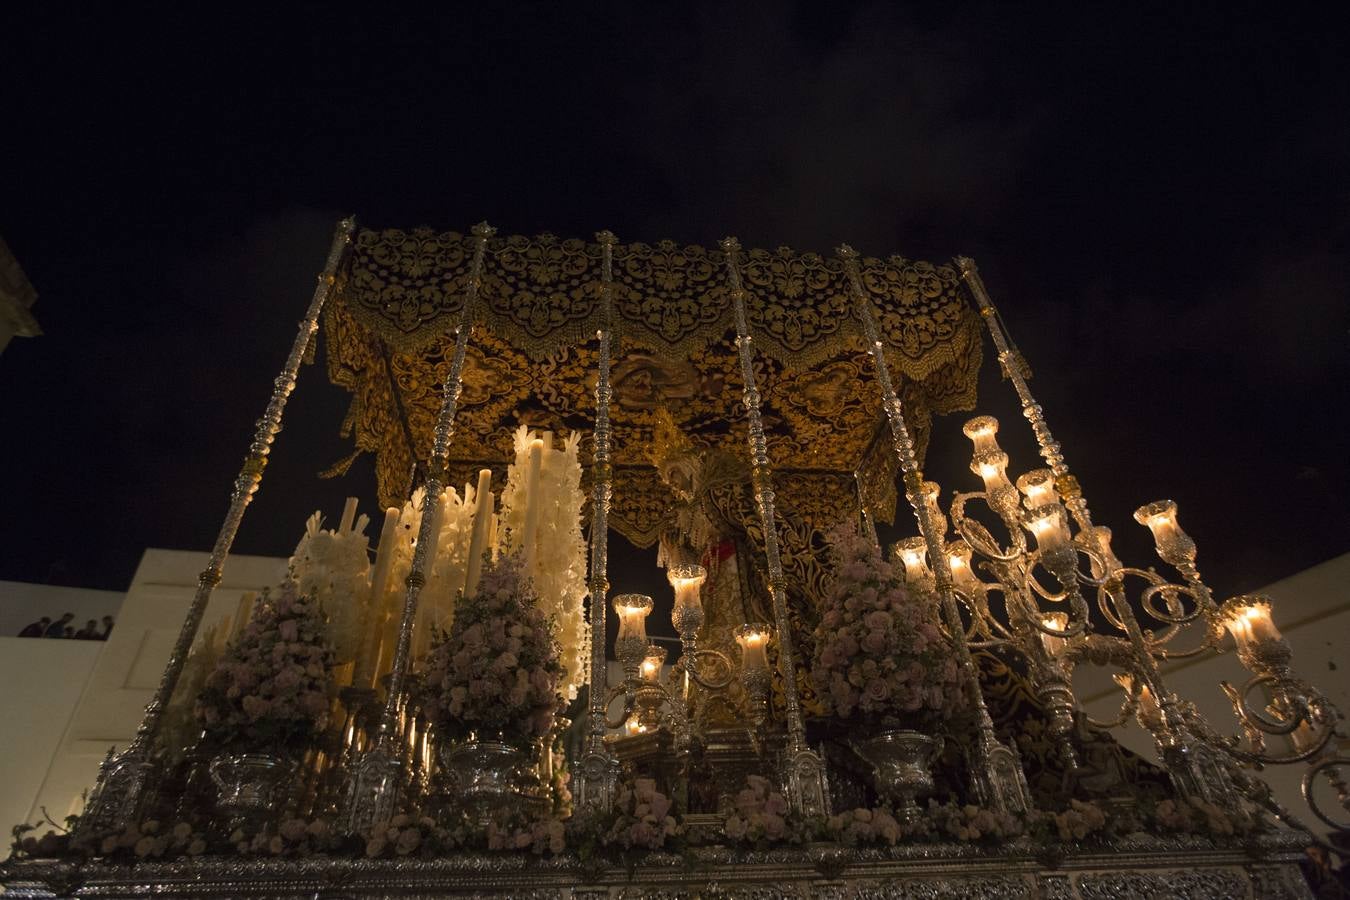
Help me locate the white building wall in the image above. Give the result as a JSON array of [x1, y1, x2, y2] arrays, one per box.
[[1077, 551, 1350, 838], [11, 548, 285, 828]]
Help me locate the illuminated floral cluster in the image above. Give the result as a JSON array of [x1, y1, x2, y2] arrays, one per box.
[[194, 582, 335, 751], [602, 777, 679, 851], [1152, 797, 1259, 836], [723, 775, 797, 845], [928, 802, 1024, 843], [826, 807, 906, 845], [810, 525, 966, 726], [1046, 798, 1109, 841], [421, 554, 564, 743]]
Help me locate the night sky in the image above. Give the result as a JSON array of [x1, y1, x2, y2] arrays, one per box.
[[3, 5, 1347, 622]]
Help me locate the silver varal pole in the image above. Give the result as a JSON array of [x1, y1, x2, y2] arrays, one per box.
[[80, 216, 357, 834], [840, 243, 1031, 816], [955, 255, 1235, 806], [575, 229, 620, 811], [720, 236, 829, 817], [345, 222, 494, 833]]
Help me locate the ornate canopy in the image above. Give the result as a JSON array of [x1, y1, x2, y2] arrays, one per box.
[[323, 227, 983, 546]]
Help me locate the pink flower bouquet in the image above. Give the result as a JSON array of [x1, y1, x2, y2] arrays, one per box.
[[810, 525, 968, 730], [194, 582, 335, 752], [421, 554, 565, 744]]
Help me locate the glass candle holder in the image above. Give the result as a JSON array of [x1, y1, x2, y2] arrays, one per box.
[[1081, 525, 1121, 579], [1221, 596, 1282, 653], [1134, 499, 1196, 566], [1016, 469, 1059, 509], [640, 643, 667, 684], [735, 623, 772, 675], [613, 593, 653, 673], [1039, 611, 1069, 657], [1114, 672, 1162, 729], [892, 537, 933, 590], [1022, 503, 1070, 554], [971, 449, 1012, 495], [963, 415, 1002, 454], [946, 539, 980, 595], [668, 563, 706, 641]]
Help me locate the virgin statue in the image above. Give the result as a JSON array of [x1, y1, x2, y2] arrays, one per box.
[[646, 409, 832, 726]]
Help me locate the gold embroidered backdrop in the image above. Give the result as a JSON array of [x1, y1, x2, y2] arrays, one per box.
[[323, 227, 983, 545]]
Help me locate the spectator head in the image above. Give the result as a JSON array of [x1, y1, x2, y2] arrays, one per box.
[[58, 612, 74, 624], [63, 627, 74, 637], [85, 619, 98, 631], [39, 616, 51, 627], [102, 615, 114, 627]]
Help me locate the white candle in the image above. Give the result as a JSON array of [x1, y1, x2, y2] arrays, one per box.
[[414, 490, 447, 660], [1039, 612, 1069, 657], [463, 469, 494, 599], [339, 496, 359, 533], [521, 438, 544, 574], [356, 508, 400, 689], [230, 591, 257, 642], [488, 512, 500, 561], [735, 624, 771, 674]]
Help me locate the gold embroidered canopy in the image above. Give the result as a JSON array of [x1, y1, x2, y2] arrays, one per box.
[[323, 227, 983, 546]]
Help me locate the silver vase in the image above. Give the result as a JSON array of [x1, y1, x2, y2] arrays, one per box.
[[208, 752, 294, 829], [853, 729, 942, 824], [441, 733, 547, 827]]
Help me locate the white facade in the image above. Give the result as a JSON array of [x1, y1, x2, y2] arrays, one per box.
[[0, 549, 285, 833], [1077, 551, 1350, 837]]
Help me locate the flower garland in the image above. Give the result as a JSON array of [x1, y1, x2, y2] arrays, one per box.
[[193, 582, 335, 753], [420, 554, 564, 744], [810, 524, 966, 729], [722, 775, 815, 847]]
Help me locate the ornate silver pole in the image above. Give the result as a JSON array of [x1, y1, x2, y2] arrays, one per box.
[[955, 256, 1234, 805], [839, 245, 1031, 816], [719, 237, 828, 816], [575, 229, 620, 811], [80, 217, 356, 834], [345, 222, 494, 832]]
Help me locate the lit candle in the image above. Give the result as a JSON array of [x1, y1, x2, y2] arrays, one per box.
[[613, 593, 653, 672], [1222, 595, 1282, 653], [735, 623, 772, 675], [1016, 469, 1058, 509], [667, 563, 706, 640], [1022, 503, 1070, 553], [946, 540, 981, 595], [641, 644, 666, 684], [521, 437, 545, 574], [893, 537, 932, 590], [624, 717, 644, 736], [462, 469, 494, 599], [1039, 611, 1069, 657], [962, 416, 1002, 454], [971, 449, 1013, 496], [1114, 672, 1161, 725], [1133, 499, 1195, 565]]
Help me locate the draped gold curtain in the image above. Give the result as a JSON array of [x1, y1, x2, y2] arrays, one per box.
[[323, 227, 983, 545]]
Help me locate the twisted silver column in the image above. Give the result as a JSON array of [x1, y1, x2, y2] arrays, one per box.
[[576, 230, 620, 811], [720, 237, 828, 816], [840, 244, 1031, 816], [80, 217, 356, 835], [344, 222, 494, 832]]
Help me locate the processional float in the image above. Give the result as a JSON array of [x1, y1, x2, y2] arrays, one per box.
[[6, 217, 1345, 898]]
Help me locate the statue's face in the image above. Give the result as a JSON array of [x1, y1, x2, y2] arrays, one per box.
[[659, 455, 699, 500]]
